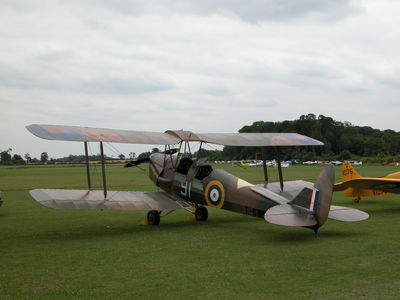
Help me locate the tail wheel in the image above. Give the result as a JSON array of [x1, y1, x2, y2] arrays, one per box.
[[195, 206, 208, 221], [147, 210, 160, 225]]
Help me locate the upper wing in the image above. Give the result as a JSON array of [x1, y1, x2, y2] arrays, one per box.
[[30, 189, 188, 210], [26, 124, 181, 145], [197, 132, 323, 146], [333, 178, 400, 193], [27, 124, 323, 147]]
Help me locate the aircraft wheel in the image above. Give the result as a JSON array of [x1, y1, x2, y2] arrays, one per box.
[[195, 206, 208, 221], [353, 197, 361, 203], [147, 210, 160, 225]]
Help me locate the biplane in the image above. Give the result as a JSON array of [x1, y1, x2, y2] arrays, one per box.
[[27, 124, 368, 234], [334, 161, 400, 202]]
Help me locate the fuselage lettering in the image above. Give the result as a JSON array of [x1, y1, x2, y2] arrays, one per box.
[[181, 181, 191, 198]]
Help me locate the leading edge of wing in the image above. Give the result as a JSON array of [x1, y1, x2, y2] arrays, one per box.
[[26, 124, 181, 145], [30, 189, 185, 210]]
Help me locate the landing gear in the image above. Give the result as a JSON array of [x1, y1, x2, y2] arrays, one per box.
[[147, 210, 160, 225], [353, 197, 361, 203], [195, 206, 208, 221]]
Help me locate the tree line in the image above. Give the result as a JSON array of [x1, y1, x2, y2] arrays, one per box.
[[2, 114, 400, 165], [199, 114, 400, 163]]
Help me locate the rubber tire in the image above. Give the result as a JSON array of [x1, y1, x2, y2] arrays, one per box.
[[147, 210, 160, 225], [195, 206, 208, 221]]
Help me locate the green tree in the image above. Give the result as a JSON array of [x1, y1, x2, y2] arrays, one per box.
[[12, 154, 25, 165], [338, 150, 351, 160], [0, 148, 12, 165], [40, 152, 49, 163], [24, 153, 32, 163], [137, 152, 151, 160]]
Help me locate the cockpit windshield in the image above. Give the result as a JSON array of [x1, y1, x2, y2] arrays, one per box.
[[176, 157, 193, 175], [195, 164, 213, 180]]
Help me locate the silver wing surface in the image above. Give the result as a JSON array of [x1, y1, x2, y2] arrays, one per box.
[[27, 124, 323, 147], [255, 180, 314, 201], [26, 124, 181, 145], [30, 189, 186, 210], [197, 132, 323, 146], [328, 205, 369, 222]]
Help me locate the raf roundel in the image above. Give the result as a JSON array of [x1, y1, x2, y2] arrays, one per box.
[[204, 180, 225, 208]]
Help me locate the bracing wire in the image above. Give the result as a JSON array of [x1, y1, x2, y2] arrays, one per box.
[[104, 142, 124, 158]]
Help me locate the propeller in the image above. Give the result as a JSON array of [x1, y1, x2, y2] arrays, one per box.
[[164, 148, 180, 155], [124, 148, 180, 168], [124, 158, 150, 168]]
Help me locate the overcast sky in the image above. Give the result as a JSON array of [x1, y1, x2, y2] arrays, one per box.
[[1, 0, 399, 159]]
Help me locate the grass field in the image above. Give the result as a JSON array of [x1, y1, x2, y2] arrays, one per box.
[[1, 164, 400, 299]]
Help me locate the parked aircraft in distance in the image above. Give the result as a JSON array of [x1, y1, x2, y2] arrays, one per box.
[[334, 161, 400, 202]]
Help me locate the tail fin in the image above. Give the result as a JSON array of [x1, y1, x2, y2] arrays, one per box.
[[342, 161, 361, 181], [313, 165, 335, 227]]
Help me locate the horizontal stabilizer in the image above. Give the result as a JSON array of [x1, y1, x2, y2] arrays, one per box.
[[328, 205, 369, 222], [264, 204, 317, 227], [30, 189, 185, 210]]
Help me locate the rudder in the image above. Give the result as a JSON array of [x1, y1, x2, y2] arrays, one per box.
[[313, 165, 335, 227], [342, 161, 361, 181]]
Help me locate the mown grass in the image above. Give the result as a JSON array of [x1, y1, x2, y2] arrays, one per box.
[[1, 164, 400, 299]]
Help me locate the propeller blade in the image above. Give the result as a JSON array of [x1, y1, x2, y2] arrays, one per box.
[[164, 148, 179, 155], [124, 148, 179, 168], [124, 158, 150, 168]]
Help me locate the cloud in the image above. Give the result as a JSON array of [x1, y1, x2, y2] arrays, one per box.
[[1, 0, 400, 159], [85, 0, 359, 22]]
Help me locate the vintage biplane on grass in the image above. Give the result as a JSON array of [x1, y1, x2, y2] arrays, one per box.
[[334, 161, 400, 202], [27, 124, 368, 234]]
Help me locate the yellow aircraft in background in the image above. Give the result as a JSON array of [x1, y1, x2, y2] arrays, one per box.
[[334, 161, 400, 202]]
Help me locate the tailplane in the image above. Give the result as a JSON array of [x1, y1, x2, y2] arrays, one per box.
[[264, 165, 368, 232], [264, 166, 335, 229]]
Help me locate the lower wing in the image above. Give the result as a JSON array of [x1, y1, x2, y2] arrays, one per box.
[[334, 178, 400, 193], [30, 189, 188, 210]]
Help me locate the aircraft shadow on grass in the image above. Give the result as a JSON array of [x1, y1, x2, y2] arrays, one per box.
[[265, 228, 368, 244], [32, 214, 264, 241]]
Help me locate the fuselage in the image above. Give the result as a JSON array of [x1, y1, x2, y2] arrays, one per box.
[[148, 153, 276, 219]]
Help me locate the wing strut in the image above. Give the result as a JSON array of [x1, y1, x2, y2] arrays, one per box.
[[84, 142, 91, 190], [262, 147, 269, 185], [277, 158, 284, 191], [100, 142, 107, 199], [275, 147, 284, 191]]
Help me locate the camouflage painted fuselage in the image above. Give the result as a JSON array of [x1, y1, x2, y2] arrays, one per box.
[[149, 153, 277, 219]]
